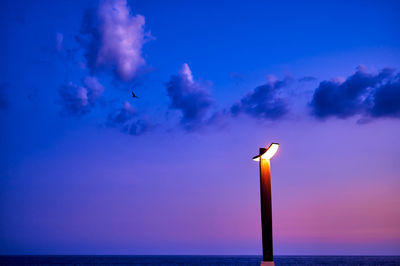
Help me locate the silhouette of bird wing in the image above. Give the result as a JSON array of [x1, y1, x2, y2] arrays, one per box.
[[131, 91, 138, 98]]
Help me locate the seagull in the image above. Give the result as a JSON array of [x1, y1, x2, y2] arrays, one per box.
[[131, 91, 139, 98]]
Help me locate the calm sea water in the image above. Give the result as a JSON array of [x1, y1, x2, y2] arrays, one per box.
[[0, 256, 399, 265]]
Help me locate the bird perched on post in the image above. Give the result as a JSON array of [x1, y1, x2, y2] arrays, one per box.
[[131, 91, 139, 98]]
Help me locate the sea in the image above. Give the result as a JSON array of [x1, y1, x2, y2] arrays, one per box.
[[0, 256, 400, 266]]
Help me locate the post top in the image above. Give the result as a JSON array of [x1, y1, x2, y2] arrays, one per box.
[[252, 143, 279, 161]]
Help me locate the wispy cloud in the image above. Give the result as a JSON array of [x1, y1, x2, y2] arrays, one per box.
[[107, 101, 154, 136], [310, 65, 400, 120], [230, 75, 290, 120], [298, 76, 317, 82], [166, 63, 214, 130], [56, 33, 63, 52], [229, 72, 244, 84], [58, 76, 104, 115]]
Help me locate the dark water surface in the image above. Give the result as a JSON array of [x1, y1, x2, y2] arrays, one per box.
[[1, 256, 399, 265]]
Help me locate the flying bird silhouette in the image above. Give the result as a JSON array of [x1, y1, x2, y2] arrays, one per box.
[[131, 91, 139, 98]]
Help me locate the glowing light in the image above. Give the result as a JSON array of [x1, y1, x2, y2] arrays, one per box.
[[252, 143, 279, 161]]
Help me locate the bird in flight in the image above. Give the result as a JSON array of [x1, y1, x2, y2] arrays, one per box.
[[131, 91, 139, 98]]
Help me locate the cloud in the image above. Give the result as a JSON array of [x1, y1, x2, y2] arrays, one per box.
[[84, 76, 105, 102], [58, 76, 104, 115], [108, 101, 136, 124], [310, 66, 400, 119], [107, 101, 153, 136], [166, 63, 214, 129], [310, 65, 376, 118], [229, 72, 244, 84], [77, 0, 150, 81], [369, 73, 400, 118], [298, 76, 317, 82], [56, 33, 63, 52], [230, 75, 290, 119]]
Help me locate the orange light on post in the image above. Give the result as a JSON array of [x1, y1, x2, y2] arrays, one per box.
[[252, 143, 279, 266]]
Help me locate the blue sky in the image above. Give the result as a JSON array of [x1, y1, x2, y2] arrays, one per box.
[[1, 0, 400, 255]]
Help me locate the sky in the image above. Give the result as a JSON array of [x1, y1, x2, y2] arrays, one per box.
[[0, 0, 400, 255]]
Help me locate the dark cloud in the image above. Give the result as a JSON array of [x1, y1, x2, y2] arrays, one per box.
[[166, 63, 213, 130], [58, 76, 104, 115], [107, 101, 153, 136], [310, 66, 400, 119], [230, 75, 290, 119], [369, 73, 400, 118], [77, 0, 151, 81], [298, 76, 317, 82], [128, 119, 153, 136]]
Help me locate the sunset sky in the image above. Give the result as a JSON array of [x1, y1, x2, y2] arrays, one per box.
[[1, 0, 399, 255]]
